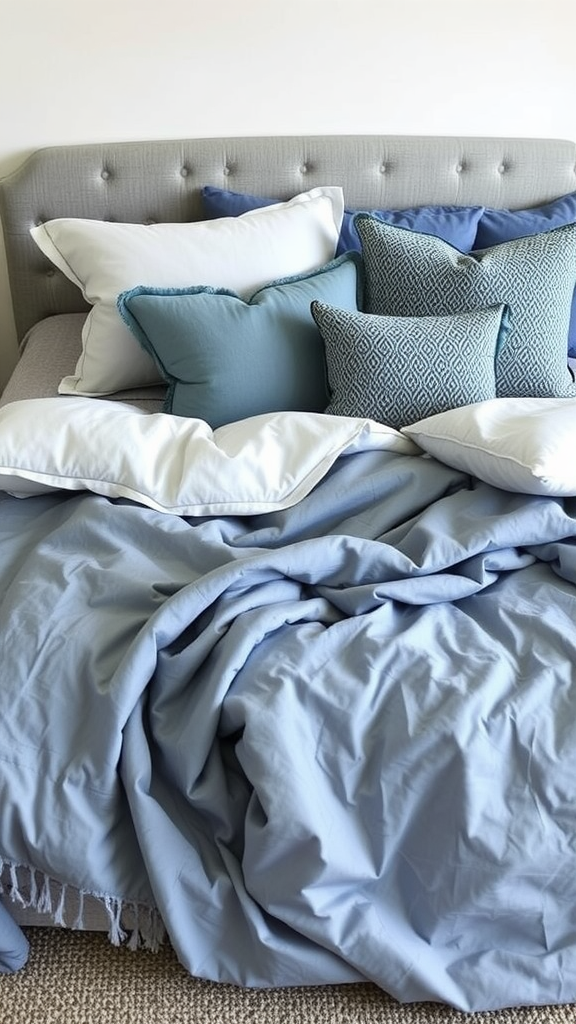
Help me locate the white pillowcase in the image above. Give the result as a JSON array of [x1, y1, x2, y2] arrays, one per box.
[[403, 397, 576, 495], [0, 398, 418, 516], [30, 187, 345, 397]]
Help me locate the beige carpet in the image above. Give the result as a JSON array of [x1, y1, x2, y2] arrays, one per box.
[[0, 929, 576, 1024]]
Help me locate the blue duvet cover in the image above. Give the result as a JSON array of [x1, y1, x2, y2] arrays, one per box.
[[1, 447, 576, 1010]]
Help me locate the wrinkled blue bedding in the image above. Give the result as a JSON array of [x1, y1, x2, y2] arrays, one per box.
[[1, 447, 576, 1010]]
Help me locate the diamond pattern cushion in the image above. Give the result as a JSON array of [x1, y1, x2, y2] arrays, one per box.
[[355, 216, 576, 399], [310, 301, 510, 430], [474, 191, 576, 359]]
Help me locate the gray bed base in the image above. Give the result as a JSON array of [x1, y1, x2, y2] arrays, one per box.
[[1, 132, 575, 933]]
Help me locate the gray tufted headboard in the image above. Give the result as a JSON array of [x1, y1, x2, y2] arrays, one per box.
[[1, 133, 576, 342]]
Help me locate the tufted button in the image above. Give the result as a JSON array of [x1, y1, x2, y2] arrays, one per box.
[[299, 164, 308, 175], [498, 163, 507, 174], [379, 163, 387, 174], [455, 163, 464, 174], [180, 166, 189, 177], [46, 268, 55, 277], [222, 166, 230, 176], [101, 169, 111, 181]]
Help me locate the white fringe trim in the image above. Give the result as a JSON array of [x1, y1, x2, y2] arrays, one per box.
[[0, 859, 165, 952]]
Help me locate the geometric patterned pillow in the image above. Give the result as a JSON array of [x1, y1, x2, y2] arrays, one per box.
[[355, 216, 576, 399], [475, 191, 576, 358], [310, 301, 510, 430]]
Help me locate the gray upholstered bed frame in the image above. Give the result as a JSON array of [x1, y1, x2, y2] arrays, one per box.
[[2, 133, 576, 346], [1, 131, 576, 931]]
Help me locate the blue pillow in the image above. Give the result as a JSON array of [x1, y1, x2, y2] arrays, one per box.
[[201, 185, 484, 256], [355, 216, 576, 400], [117, 253, 361, 428], [311, 301, 510, 430], [475, 192, 576, 358]]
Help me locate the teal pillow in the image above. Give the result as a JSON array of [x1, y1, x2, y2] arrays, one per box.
[[310, 301, 511, 430], [118, 253, 361, 428], [355, 216, 576, 399]]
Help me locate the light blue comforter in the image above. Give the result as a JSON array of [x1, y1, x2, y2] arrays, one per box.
[[1, 447, 576, 1010]]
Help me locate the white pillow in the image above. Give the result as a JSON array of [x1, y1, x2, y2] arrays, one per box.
[[402, 397, 576, 495], [0, 398, 418, 516], [30, 187, 345, 397]]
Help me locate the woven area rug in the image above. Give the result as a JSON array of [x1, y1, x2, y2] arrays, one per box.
[[1, 929, 576, 1024]]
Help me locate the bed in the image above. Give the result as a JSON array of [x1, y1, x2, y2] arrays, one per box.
[[0, 133, 576, 1012]]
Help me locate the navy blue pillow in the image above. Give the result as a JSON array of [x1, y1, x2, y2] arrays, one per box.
[[201, 185, 484, 257], [475, 192, 576, 357], [475, 191, 576, 247]]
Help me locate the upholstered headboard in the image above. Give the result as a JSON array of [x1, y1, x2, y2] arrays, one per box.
[[1, 133, 576, 342]]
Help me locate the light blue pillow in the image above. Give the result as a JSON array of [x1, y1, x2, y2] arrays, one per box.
[[311, 301, 510, 430], [475, 191, 576, 358], [201, 185, 484, 257], [117, 253, 361, 428], [355, 215, 576, 400]]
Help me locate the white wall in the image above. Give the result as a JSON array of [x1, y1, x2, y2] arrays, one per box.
[[1, 0, 575, 389]]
